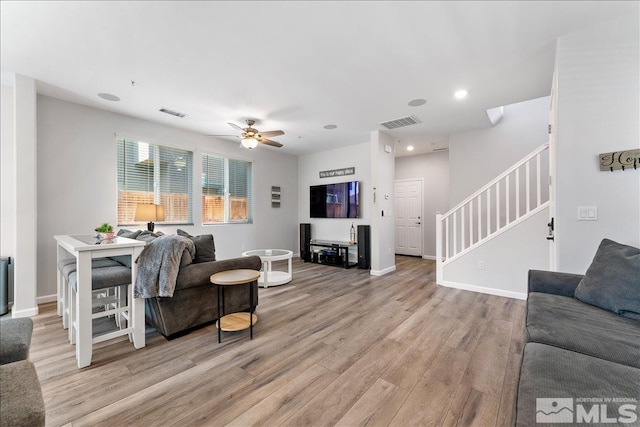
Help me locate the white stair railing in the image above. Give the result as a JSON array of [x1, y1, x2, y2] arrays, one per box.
[[436, 143, 550, 283]]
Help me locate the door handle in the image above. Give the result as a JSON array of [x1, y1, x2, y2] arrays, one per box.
[[415, 222, 421, 225]]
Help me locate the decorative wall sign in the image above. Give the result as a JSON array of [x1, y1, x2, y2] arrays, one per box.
[[271, 186, 281, 208], [599, 149, 640, 172], [319, 167, 355, 178]]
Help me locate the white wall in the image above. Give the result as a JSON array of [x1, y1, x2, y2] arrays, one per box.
[[297, 142, 371, 243], [36, 95, 298, 300], [448, 96, 551, 205], [395, 150, 450, 258], [1, 85, 15, 258], [442, 96, 551, 296], [0, 85, 15, 304], [370, 131, 396, 275], [555, 14, 640, 273], [443, 208, 549, 299]]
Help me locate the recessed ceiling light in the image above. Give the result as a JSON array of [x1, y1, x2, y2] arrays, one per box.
[[408, 99, 426, 107], [97, 93, 120, 102], [323, 124, 337, 130], [454, 89, 468, 100], [407, 145, 415, 151]]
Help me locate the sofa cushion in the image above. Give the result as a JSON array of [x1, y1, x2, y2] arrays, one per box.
[[0, 318, 33, 365], [526, 292, 640, 368], [177, 229, 216, 263], [0, 360, 45, 427], [514, 343, 640, 427], [574, 238, 640, 320]]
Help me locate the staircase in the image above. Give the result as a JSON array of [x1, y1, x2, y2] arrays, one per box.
[[436, 143, 550, 291]]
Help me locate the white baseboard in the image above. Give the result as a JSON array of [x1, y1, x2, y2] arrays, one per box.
[[37, 294, 57, 304], [10, 306, 39, 318], [440, 280, 527, 300], [370, 265, 396, 276], [422, 255, 436, 261]]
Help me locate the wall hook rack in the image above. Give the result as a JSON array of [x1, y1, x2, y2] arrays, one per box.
[[599, 149, 640, 172]]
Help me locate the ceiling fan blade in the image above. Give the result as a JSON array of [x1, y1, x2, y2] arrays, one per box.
[[259, 138, 283, 148], [258, 130, 284, 138], [228, 122, 245, 132]]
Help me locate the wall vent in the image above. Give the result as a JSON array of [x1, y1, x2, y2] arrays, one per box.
[[379, 115, 421, 129], [433, 147, 448, 152], [159, 108, 187, 118]]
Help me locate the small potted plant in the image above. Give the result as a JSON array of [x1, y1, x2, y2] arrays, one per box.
[[95, 222, 115, 241]]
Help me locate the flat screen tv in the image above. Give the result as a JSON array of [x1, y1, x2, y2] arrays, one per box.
[[310, 181, 360, 218]]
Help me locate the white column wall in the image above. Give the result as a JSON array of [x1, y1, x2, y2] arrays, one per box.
[[12, 75, 38, 317], [370, 131, 396, 275], [1, 85, 16, 305]]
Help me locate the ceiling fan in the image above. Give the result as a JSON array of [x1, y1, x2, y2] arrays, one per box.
[[211, 119, 284, 149]]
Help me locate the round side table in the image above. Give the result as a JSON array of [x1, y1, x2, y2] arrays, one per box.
[[210, 269, 260, 343], [241, 249, 293, 288]]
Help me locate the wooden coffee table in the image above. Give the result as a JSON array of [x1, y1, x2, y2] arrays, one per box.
[[210, 269, 260, 343]]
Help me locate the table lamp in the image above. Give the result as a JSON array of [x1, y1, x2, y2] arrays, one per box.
[[134, 203, 165, 232]]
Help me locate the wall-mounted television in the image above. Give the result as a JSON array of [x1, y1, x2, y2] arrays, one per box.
[[310, 181, 360, 218]]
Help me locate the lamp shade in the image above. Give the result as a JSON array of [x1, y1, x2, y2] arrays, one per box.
[[134, 203, 166, 222], [241, 137, 259, 149]]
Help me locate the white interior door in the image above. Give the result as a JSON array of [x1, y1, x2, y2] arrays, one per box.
[[395, 179, 423, 256]]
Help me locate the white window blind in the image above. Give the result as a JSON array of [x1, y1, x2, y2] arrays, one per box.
[[202, 154, 253, 224], [117, 138, 193, 225]]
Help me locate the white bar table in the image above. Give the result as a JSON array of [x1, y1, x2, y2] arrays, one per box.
[[54, 234, 146, 368]]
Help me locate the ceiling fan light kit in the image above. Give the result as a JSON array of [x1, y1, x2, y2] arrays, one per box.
[[222, 119, 285, 149], [241, 137, 259, 149]]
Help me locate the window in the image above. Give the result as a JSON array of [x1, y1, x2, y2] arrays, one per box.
[[117, 138, 193, 225], [202, 154, 253, 224]]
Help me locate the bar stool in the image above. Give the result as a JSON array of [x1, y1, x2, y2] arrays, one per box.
[[56, 258, 123, 330], [66, 265, 133, 346]]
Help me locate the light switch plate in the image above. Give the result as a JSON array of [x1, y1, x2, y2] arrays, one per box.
[[578, 206, 598, 221]]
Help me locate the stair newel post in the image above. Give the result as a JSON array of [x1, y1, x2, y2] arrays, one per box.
[[436, 213, 443, 285]]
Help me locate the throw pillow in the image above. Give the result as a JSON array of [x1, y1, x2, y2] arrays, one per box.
[[111, 229, 144, 266], [136, 230, 163, 243], [177, 229, 216, 263], [116, 229, 142, 239], [574, 238, 640, 320]]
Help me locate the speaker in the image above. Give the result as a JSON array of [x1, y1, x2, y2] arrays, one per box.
[[357, 225, 371, 269], [300, 223, 311, 262]]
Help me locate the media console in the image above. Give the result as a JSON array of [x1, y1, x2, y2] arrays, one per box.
[[308, 240, 358, 269]]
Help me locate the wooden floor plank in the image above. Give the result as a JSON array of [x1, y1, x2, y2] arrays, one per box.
[[26, 256, 526, 427]]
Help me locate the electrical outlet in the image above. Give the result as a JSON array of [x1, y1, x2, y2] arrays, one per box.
[[478, 260, 485, 270]]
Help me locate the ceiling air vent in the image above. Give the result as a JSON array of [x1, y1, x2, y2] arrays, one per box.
[[159, 108, 187, 118], [379, 115, 422, 130]]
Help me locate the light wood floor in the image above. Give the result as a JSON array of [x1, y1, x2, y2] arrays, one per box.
[[29, 256, 525, 427]]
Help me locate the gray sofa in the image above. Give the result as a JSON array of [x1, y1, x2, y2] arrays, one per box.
[[109, 229, 262, 338], [145, 255, 262, 338], [513, 239, 640, 426], [0, 317, 46, 427]]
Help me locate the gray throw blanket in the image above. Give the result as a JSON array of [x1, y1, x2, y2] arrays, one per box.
[[134, 235, 196, 298]]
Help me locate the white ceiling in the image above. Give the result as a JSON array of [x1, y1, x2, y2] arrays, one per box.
[[1, 1, 637, 157]]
